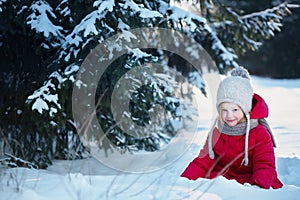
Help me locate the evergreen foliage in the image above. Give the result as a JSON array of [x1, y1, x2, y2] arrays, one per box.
[[0, 0, 297, 168], [232, 0, 300, 78]]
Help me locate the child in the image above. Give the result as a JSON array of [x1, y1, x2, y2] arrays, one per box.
[[181, 67, 283, 189]]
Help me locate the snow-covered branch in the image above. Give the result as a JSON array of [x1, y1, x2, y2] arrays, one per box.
[[213, 1, 299, 52], [27, 0, 64, 41], [241, 2, 299, 38]]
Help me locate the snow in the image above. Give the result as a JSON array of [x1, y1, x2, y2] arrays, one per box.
[[26, 65, 79, 116], [27, 80, 60, 116], [31, 98, 49, 114], [57, 0, 70, 18], [94, 0, 115, 12], [1, 76, 300, 199], [0, 0, 7, 12], [139, 9, 163, 19], [27, 0, 63, 38], [60, 0, 118, 61]]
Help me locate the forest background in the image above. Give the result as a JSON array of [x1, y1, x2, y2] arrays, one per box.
[[0, 0, 299, 169]]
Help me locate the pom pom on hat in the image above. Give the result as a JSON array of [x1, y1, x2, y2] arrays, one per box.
[[230, 66, 251, 79]]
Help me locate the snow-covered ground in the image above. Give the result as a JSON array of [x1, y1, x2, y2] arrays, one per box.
[[1, 76, 300, 200]]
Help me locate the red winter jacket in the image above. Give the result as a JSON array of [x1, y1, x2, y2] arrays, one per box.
[[181, 94, 283, 189]]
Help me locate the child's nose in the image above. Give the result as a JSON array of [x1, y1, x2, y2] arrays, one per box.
[[226, 111, 233, 118]]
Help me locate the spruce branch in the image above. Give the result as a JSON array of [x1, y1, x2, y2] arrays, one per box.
[[213, 1, 299, 54]]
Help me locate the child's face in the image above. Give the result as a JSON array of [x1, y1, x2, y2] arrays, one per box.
[[219, 102, 245, 127]]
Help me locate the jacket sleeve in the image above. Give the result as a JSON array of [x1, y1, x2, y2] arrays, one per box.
[[181, 136, 217, 180], [250, 126, 277, 189]]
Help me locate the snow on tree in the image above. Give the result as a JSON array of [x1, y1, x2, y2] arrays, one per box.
[[0, 0, 297, 168]]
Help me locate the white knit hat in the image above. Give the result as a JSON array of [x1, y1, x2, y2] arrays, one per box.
[[216, 66, 253, 114], [208, 66, 253, 165]]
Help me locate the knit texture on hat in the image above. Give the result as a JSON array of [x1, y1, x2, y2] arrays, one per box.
[[216, 67, 253, 115]]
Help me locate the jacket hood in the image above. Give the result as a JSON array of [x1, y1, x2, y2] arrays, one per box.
[[250, 93, 269, 119]]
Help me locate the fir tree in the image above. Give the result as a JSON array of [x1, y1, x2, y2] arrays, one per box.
[[0, 0, 297, 168]]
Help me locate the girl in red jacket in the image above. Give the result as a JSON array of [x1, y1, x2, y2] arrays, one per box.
[[181, 67, 283, 189]]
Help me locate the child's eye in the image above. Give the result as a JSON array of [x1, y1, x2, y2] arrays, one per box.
[[233, 108, 239, 112]]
